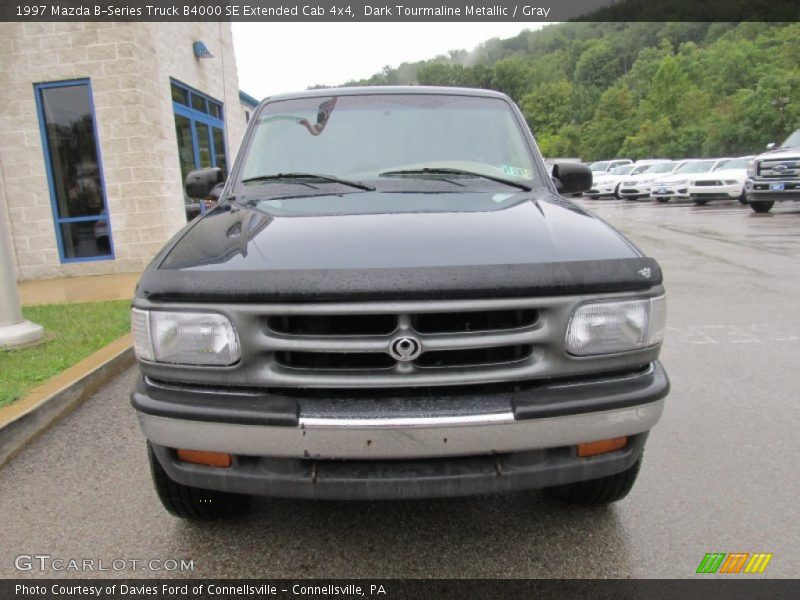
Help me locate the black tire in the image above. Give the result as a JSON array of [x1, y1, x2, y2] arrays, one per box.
[[614, 184, 621, 199], [148, 444, 248, 520], [656, 197, 669, 203], [738, 191, 748, 205], [750, 201, 774, 213], [544, 458, 642, 506], [587, 195, 599, 200], [694, 198, 709, 206]]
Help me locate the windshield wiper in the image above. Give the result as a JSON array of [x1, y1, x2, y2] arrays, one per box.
[[241, 172, 375, 191], [379, 168, 532, 191]]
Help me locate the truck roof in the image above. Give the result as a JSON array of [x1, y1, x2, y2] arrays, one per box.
[[263, 86, 512, 104]]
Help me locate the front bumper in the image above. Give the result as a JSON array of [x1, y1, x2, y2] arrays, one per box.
[[689, 183, 742, 200], [585, 182, 617, 196], [619, 185, 651, 199], [650, 185, 689, 200], [747, 178, 800, 202], [133, 362, 668, 499]]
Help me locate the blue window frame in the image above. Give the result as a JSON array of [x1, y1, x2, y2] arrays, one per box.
[[171, 79, 227, 219], [34, 79, 114, 263]]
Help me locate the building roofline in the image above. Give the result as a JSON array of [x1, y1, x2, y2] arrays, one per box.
[[238, 90, 260, 108]]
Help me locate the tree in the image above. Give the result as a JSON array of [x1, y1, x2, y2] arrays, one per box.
[[574, 41, 620, 89]]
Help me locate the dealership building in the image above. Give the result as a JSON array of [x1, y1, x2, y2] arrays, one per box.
[[0, 22, 258, 281]]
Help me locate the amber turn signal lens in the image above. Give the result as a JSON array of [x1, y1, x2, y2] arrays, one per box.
[[577, 436, 628, 457], [176, 449, 232, 468]]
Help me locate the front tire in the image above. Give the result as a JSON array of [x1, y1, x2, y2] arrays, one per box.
[[148, 443, 248, 520], [750, 200, 774, 213], [656, 197, 669, 203], [694, 198, 709, 206], [544, 458, 642, 505]]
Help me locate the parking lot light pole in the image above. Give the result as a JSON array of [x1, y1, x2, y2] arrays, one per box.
[[0, 206, 43, 348], [772, 97, 790, 137]]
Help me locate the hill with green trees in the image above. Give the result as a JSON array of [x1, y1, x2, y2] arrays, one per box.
[[343, 22, 800, 161]]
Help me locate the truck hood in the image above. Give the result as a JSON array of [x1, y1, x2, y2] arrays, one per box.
[[157, 191, 638, 271], [756, 147, 800, 160], [694, 168, 746, 181], [137, 191, 660, 302]]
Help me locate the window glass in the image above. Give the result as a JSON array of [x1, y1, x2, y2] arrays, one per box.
[[171, 83, 189, 106], [196, 122, 212, 168], [191, 93, 207, 113], [174, 114, 195, 184], [171, 81, 226, 220], [37, 82, 113, 261], [242, 94, 536, 185], [212, 127, 227, 174]]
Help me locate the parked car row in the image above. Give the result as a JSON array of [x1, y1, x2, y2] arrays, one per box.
[[585, 156, 752, 207], [583, 130, 800, 213]]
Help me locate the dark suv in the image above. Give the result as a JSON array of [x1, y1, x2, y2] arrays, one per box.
[[130, 87, 669, 519]]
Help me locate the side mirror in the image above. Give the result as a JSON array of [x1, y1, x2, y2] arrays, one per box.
[[552, 161, 592, 194], [185, 167, 225, 200], [766, 142, 776, 150]]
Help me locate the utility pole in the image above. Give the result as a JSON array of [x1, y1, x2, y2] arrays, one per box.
[[0, 198, 43, 348], [772, 97, 790, 138]]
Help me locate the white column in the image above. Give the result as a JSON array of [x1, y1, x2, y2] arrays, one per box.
[[0, 201, 43, 348]]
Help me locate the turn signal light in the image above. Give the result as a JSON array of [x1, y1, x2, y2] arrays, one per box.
[[176, 449, 232, 468], [577, 437, 628, 457]]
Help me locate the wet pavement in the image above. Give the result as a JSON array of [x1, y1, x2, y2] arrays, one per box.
[[1, 196, 798, 578]]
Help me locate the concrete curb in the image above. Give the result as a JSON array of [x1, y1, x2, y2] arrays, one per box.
[[0, 333, 135, 468]]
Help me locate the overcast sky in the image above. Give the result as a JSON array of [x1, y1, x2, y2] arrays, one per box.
[[231, 23, 544, 98]]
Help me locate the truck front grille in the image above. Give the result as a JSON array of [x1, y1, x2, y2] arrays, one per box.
[[247, 298, 556, 387], [758, 158, 800, 178]]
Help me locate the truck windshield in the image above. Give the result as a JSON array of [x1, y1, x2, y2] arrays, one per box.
[[237, 94, 539, 193], [780, 130, 800, 148], [674, 160, 715, 173]]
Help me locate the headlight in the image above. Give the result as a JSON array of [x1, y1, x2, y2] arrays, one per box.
[[565, 296, 666, 356], [746, 161, 756, 178], [131, 308, 241, 366]]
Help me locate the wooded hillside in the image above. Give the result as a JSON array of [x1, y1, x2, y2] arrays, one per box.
[[343, 22, 800, 160]]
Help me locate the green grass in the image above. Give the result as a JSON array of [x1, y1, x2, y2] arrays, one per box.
[[0, 300, 131, 408]]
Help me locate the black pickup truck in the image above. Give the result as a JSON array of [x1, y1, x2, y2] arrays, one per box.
[[131, 87, 669, 519]]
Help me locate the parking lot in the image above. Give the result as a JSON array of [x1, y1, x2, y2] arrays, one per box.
[[1, 196, 798, 579]]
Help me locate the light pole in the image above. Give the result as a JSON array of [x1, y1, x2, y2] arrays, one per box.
[[772, 97, 790, 137], [0, 201, 43, 348]]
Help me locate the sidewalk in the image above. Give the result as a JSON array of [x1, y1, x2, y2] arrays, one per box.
[[18, 272, 140, 305], [1, 272, 140, 466]]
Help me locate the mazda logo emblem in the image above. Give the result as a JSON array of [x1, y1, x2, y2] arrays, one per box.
[[389, 336, 422, 362]]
